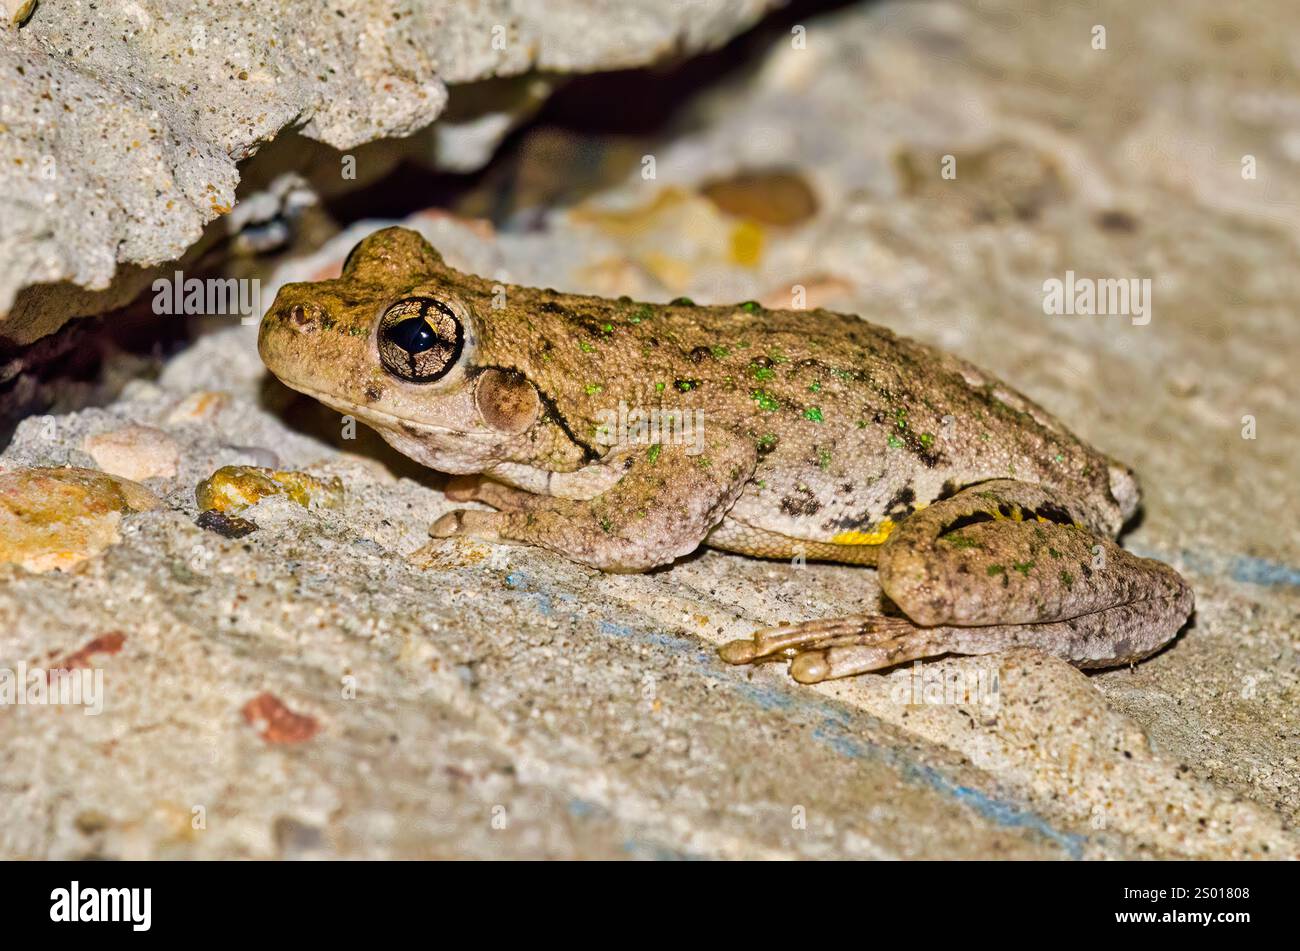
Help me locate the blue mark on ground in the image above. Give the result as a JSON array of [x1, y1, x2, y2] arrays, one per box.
[[567, 797, 608, 820], [622, 838, 702, 861], [598, 619, 700, 653], [912, 765, 1085, 858], [499, 570, 1087, 857], [1226, 555, 1300, 588], [808, 724, 1084, 858], [733, 679, 799, 713], [493, 570, 581, 619], [1130, 545, 1300, 589]]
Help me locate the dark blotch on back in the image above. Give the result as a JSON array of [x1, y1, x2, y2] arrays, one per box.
[[780, 488, 822, 517]]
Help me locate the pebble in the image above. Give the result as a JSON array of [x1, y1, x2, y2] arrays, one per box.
[[700, 169, 819, 227], [242, 693, 320, 744], [83, 425, 180, 481], [4, 0, 36, 28], [166, 391, 230, 424], [0, 466, 160, 572], [196, 509, 258, 538], [195, 465, 344, 514]]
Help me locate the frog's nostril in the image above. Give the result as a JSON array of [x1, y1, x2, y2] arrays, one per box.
[[286, 304, 320, 333]]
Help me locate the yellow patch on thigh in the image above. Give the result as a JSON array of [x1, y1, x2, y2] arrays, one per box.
[[831, 518, 895, 545]]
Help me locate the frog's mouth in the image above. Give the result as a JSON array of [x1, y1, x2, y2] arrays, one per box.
[[271, 374, 501, 440]]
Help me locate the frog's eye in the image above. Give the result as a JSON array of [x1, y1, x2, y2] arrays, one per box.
[[377, 297, 464, 383]]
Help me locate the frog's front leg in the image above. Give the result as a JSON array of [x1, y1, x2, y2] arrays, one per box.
[[431, 440, 757, 572], [721, 479, 1193, 682], [443, 475, 550, 512]]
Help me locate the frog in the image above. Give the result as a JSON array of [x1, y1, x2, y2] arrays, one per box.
[[259, 227, 1193, 683]]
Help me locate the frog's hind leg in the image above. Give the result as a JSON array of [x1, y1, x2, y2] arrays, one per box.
[[706, 519, 882, 565], [719, 614, 933, 683], [720, 479, 1193, 683], [722, 610, 1174, 683], [719, 614, 915, 665]]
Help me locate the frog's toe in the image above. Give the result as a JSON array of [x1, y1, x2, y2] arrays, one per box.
[[430, 509, 508, 542], [429, 510, 467, 537], [718, 614, 922, 680], [718, 639, 759, 664], [791, 638, 940, 681], [789, 651, 830, 683]]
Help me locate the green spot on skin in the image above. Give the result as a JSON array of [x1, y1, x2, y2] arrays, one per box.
[[599, 517, 613, 533], [768, 349, 788, 364], [1054, 453, 1065, 463], [676, 380, 693, 392], [887, 434, 903, 449], [750, 364, 775, 382], [817, 449, 831, 470], [1060, 569, 1074, 588], [584, 383, 602, 395], [856, 420, 867, 428], [578, 341, 595, 353], [629, 305, 653, 324], [601, 323, 614, 334], [987, 564, 1006, 576], [670, 297, 695, 307], [919, 432, 935, 449], [808, 382, 821, 393], [803, 406, 824, 422], [647, 443, 662, 465], [710, 345, 730, 359], [655, 382, 666, 393], [944, 534, 983, 549], [1048, 547, 1062, 559], [1013, 561, 1036, 576], [751, 389, 779, 411], [758, 433, 777, 452], [739, 300, 761, 313]]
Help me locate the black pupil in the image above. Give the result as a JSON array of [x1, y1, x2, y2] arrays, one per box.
[[386, 316, 437, 354]]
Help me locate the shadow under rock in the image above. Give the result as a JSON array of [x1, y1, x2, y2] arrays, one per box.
[[324, 0, 864, 229]]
